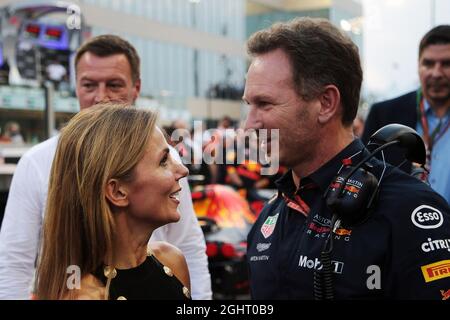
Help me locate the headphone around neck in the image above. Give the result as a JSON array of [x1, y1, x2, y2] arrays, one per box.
[[316, 124, 427, 300], [324, 124, 427, 227], [324, 153, 379, 227]]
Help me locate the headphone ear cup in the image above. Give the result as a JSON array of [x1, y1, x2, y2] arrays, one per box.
[[325, 165, 378, 226], [325, 165, 354, 213]]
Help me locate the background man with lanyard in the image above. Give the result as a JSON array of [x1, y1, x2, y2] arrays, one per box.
[[363, 25, 450, 203]]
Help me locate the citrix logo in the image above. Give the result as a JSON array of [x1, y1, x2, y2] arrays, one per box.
[[421, 238, 450, 253]]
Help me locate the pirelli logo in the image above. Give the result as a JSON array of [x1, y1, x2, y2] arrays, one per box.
[[421, 260, 450, 283]]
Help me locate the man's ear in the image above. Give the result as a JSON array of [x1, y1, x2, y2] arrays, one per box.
[[133, 78, 141, 102], [318, 85, 341, 124], [105, 179, 129, 208]]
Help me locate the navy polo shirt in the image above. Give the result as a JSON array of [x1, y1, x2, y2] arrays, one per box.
[[247, 139, 450, 299]]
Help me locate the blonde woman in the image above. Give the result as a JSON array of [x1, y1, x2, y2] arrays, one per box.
[[35, 103, 191, 300]]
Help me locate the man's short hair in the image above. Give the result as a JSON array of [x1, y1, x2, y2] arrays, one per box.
[[75, 34, 140, 83], [419, 25, 450, 57], [247, 17, 362, 127]]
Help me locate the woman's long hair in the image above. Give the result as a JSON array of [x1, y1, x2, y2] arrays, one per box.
[[35, 103, 157, 299]]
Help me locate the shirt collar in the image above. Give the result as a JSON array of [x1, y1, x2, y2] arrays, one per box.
[[275, 139, 367, 195], [424, 98, 450, 120]]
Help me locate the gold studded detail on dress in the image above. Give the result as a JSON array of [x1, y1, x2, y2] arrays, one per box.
[[104, 266, 117, 279], [117, 296, 127, 300], [182, 287, 191, 299], [163, 266, 173, 277]]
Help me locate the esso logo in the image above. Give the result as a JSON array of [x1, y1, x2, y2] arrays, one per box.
[[411, 205, 443, 229]]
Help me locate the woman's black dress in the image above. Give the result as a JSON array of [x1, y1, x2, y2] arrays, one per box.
[[94, 254, 191, 300]]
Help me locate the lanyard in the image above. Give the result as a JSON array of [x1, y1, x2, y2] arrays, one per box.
[[283, 193, 310, 217], [282, 182, 316, 217]]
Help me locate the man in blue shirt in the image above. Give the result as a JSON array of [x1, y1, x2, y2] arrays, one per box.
[[244, 18, 450, 299], [363, 25, 450, 203]]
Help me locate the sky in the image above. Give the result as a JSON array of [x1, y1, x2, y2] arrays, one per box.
[[362, 0, 450, 103]]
